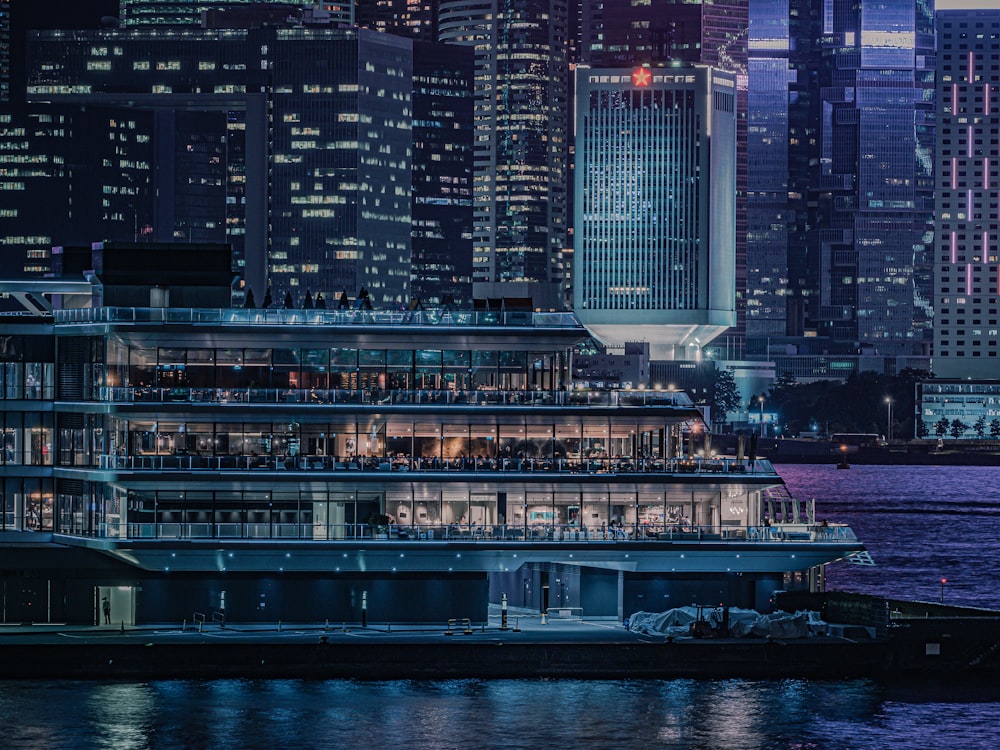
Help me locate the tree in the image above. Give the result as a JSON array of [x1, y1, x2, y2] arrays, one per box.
[[934, 418, 950, 438], [974, 415, 987, 439], [991, 419, 1000, 439], [916, 418, 928, 439], [711, 369, 742, 426], [949, 419, 968, 439], [770, 372, 798, 395]]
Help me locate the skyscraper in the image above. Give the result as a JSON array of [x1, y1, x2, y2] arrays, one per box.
[[577, 0, 749, 356], [573, 65, 737, 359], [1, 1, 9, 103], [746, 0, 934, 377], [117, 0, 351, 27], [0, 1, 135, 279], [439, 0, 568, 310], [410, 40, 474, 306], [355, 0, 435, 39], [26, 21, 472, 308], [933, 8, 1000, 379]]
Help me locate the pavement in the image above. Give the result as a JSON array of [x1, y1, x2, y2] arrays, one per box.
[[0, 611, 649, 646]]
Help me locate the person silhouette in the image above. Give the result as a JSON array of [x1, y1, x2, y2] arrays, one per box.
[[102, 596, 111, 625]]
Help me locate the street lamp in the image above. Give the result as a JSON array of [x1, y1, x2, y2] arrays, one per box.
[[885, 396, 893, 443], [758, 396, 765, 437]]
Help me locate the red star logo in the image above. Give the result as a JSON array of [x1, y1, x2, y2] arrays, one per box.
[[633, 68, 651, 87]]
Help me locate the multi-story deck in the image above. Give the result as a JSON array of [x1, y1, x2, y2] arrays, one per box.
[[0, 296, 866, 625]]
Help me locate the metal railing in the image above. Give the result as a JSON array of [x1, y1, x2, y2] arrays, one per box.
[[110, 521, 856, 543], [100, 453, 775, 477], [97, 385, 694, 408], [54, 307, 580, 329]]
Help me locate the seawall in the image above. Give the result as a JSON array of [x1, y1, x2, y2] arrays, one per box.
[[0, 638, 893, 681]]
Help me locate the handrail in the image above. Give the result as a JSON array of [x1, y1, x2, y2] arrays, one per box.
[[53, 307, 581, 329], [108, 521, 857, 543], [99, 453, 776, 477], [96, 385, 694, 408]]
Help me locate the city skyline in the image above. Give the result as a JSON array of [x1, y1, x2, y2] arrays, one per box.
[[2, 0, 996, 382]]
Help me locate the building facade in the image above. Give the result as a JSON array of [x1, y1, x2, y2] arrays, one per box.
[[933, 9, 1000, 380], [573, 65, 737, 360], [577, 0, 749, 357], [917, 380, 1000, 442], [116, 0, 349, 27], [0, 263, 865, 624], [26, 24, 473, 309], [409, 39, 475, 307], [745, 0, 934, 376], [0, 0, 147, 279], [438, 0, 568, 310]]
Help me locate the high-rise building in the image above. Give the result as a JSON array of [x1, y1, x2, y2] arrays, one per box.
[[26, 23, 472, 308], [410, 39, 474, 306], [355, 0, 435, 40], [439, 0, 568, 310], [746, 0, 934, 378], [1, 0, 9, 103], [573, 65, 737, 359], [933, 9, 1000, 379], [745, 0, 813, 344], [117, 0, 351, 27], [576, 0, 749, 358], [0, 1, 134, 279]]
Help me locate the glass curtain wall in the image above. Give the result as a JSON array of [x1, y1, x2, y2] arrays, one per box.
[[105, 342, 564, 398]]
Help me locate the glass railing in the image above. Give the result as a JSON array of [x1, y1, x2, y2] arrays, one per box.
[[97, 386, 694, 408], [54, 307, 581, 329], [99, 454, 776, 477], [105, 521, 856, 543]]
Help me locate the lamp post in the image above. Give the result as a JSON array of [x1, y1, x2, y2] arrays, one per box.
[[885, 397, 894, 443], [758, 396, 765, 437], [940, 577, 947, 604]]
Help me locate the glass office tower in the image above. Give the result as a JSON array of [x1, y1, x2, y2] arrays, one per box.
[[26, 24, 471, 309], [746, 0, 933, 375], [573, 65, 737, 359], [438, 0, 568, 310]]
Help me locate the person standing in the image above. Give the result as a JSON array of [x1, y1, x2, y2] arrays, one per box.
[[102, 596, 111, 625]]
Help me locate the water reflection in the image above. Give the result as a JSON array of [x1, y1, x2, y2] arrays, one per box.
[[2, 679, 998, 750]]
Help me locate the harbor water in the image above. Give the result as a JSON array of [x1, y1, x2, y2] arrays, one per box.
[[778, 463, 1000, 608], [1, 464, 998, 749]]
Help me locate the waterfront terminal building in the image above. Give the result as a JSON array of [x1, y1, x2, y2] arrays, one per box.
[[0, 255, 865, 625]]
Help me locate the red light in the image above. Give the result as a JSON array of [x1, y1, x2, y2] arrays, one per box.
[[632, 68, 651, 87], [941, 578, 947, 584]]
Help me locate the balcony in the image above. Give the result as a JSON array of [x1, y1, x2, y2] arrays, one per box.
[[109, 521, 856, 544], [99, 453, 776, 477], [54, 307, 580, 329], [98, 386, 694, 408]]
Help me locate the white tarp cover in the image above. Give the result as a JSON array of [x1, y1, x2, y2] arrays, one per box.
[[627, 607, 827, 639]]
